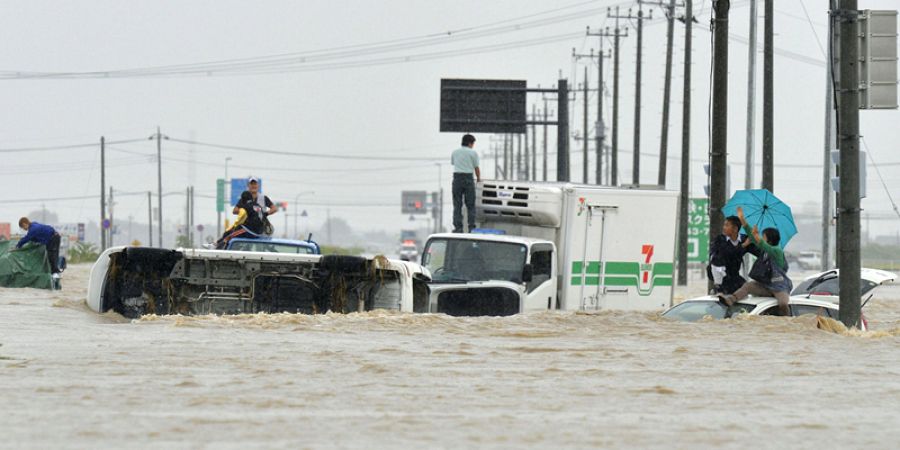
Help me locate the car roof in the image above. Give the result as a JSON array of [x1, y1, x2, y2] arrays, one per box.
[[681, 296, 839, 309], [799, 267, 897, 286]]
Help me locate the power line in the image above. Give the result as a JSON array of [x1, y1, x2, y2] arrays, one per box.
[[0, 138, 144, 153], [0, 2, 614, 80], [167, 137, 447, 162]]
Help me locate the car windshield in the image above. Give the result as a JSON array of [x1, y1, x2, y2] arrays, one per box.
[[229, 241, 315, 254], [422, 238, 527, 283], [792, 275, 878, 297], [662, 300, 755, 322]]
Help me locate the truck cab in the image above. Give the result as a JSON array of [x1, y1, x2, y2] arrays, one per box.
[[225, 236, 320, 254], [421, 232, 557, 316]]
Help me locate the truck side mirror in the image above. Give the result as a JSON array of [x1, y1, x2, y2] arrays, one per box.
[[522, 264, 534, 283]]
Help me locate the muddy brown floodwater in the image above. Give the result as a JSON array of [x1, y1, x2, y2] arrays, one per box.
[[1, 264, 899, 449]]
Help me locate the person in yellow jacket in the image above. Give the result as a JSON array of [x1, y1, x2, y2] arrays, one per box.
[[213, 191, 254, 249]]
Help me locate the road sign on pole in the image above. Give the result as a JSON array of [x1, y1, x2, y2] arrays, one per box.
[[688, 198, 710, 263], [216, 179, 226, 213]]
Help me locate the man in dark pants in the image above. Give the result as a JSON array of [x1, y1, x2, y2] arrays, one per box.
[[16, 217, 61, 274], [451, 134, 481, 233], [707, 215, 757, 295]]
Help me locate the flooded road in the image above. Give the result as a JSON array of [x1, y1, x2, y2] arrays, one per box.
[[2, 264, 899, 449]]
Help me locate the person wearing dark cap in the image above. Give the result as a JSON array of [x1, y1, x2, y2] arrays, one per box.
[[451, 134, 481, 233], [16, 217, 61, 275], [232, 177, 277, 235]]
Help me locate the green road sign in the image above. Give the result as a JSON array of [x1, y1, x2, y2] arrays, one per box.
[[688, 198, 709, 263], [216, 179, 226, 213]]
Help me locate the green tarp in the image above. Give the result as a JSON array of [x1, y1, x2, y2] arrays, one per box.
[[0, 240, 52, 289]]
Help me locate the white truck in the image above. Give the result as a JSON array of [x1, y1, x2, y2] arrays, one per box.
[[420, 180, 679, 316]]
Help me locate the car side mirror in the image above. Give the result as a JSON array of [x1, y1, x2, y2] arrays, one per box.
[[522, 264, 534, 283]]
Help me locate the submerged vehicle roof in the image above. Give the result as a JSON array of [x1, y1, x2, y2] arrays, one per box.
[[681, 296, 841, 308], [798, 268, 897, 286]]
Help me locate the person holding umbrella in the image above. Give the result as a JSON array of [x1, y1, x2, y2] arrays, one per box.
[[719, 206, 793, 316]]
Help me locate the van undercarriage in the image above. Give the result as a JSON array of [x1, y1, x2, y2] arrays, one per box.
[[99, 248, 410, 319]]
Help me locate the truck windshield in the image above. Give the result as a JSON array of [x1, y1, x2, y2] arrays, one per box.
[[229, 241, 315, 254], [422, 238, 527, 283]]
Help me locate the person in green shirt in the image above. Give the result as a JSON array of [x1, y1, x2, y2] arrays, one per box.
[[719, 207, 794, 316]]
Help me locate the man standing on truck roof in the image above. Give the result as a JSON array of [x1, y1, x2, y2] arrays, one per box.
[[16, 217, 61, 276], [451, 134, 481, 233]]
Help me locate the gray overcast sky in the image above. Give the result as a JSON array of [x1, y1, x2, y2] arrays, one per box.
[[1, 0, 898, 243]]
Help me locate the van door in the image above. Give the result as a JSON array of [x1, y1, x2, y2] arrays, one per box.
[[568, 203, 616, 310]]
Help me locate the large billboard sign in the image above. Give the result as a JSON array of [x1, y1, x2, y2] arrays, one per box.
[[440, 79, 527, 133]]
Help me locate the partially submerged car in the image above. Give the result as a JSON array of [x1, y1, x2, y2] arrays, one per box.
[[662, 296, 870, 331], [87, 246, 429, 319], [662, 268, 897, 330]]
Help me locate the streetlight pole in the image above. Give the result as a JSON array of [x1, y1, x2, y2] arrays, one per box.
[[293, 191, 315, 238], [435, 163, 443, 234]]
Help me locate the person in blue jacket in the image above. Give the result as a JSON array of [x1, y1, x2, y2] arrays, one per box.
[[17, 217, 61, 274]]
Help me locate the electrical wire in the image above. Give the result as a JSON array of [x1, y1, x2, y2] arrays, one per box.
[[167, 137, 447, 162], [861, 137, 900, 221], [1, 2, 614, 80], [0, 138, 146, 153]]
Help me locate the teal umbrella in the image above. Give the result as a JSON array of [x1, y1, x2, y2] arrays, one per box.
[[722, 189, 797, 248]]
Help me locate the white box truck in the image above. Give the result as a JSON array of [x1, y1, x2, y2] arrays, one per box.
[[420, 180, 679, 315]]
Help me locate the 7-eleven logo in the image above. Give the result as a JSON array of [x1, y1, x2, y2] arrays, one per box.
[[640, 245, 654, 285]]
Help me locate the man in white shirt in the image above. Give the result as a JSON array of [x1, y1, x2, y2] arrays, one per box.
[[451, 134, 481, 233]]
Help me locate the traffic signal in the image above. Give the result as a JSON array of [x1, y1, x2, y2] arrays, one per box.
[[401, 191, 429, 214]]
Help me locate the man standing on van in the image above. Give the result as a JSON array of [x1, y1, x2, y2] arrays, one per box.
[[452, 134, 481, 233]]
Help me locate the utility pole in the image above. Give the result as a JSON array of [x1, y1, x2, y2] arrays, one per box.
[[709, 0, 730, 291], [677, 0, 693, 286], [762, 0, 774, 191], [516, 133, 523, 180], [185, 186, 191, 247], [822, 33, 835, 270], [100, 136, 107, 251], [504, 134, 510, 180], [524, 112, 531, 180], [150, 127, 165, 248], [656, 0, 680, 186], [594, 49, 610, 185], [745, 0, 759, 189], [109, 187, 115, 247], [601, 10, 629, 186], [557, 79, 570, 182], [583, 70, 590, 183], [542, 99, 549, 181], [147, 191, 153, 247], [190, 186, 195, 247], [835, 0, 861, 328], [573, 48, 596, 184], [612, 4, 653, 186], [531, 103, 537, 181]]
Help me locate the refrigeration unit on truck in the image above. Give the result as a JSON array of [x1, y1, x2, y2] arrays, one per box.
[[420, 180, 679, 316]]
